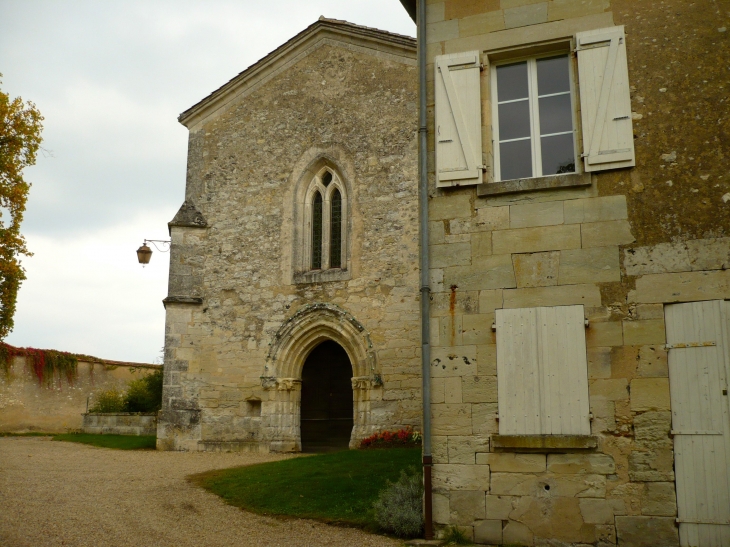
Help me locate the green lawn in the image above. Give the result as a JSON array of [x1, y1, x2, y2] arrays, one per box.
[[52, 433, 156, 450], [192, 447, 422, 529], [0, 431, 156, 449]]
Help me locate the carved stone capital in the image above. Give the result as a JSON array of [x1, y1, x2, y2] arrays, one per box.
[[350, 376, 373, 389], [261, 376, 303, 391], [261, 376, 278, 390], [276, 378, 302, 391]]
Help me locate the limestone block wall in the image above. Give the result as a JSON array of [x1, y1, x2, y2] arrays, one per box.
[[158, 28, 422, 452], [424, 0, 729, 545], [0, 356, 160, 433], [427, 191, 684, 545], [82, 413, 157, 436]]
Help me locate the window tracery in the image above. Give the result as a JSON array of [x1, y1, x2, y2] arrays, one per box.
[[303, 167, 347, 273]]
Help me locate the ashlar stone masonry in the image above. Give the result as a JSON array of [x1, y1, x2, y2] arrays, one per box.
[[421, 0, 730, 545]]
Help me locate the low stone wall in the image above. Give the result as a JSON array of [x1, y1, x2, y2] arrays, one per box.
[[82, 413, 157, 436], [0, 352, 160, 433]]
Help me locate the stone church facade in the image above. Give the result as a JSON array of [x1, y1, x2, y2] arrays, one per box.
[[157, 19, 422, 453]]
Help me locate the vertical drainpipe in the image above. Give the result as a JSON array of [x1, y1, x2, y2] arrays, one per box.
[[417, 0, 433, 540]]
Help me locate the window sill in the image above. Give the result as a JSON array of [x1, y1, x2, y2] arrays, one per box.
[[491, 434, 598, 452], [477, 172, 591, 197], [293, 268, 351, 284]]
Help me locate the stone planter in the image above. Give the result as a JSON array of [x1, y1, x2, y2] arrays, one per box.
[[82, 412, 157, 436]]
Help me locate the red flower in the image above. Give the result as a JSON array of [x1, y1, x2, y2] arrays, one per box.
[[359, 426, 422, 449]]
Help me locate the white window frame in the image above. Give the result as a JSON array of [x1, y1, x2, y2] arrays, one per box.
[[303, 167, 348, 272], [490, 51, 580, 183]]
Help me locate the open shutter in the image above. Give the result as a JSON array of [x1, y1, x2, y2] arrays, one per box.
[[665, 301, 730, 543], [496, 305, 591, 435], [434, 51, 483, 187], [576, 26, 635, 172]]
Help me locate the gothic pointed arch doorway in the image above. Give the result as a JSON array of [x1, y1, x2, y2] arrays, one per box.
[[263, 303, 379, 453], [300, 340, 354, 452]]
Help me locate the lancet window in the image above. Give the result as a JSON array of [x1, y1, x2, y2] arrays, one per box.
[[304, 168, 347, 272]]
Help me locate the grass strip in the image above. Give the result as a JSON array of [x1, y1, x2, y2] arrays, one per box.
[[0, 431, 53, 437], [192, 447, 421, 529], [52, 433, 156, 450]]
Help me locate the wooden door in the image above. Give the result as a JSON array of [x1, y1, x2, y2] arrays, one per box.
[[300, 341, 353, 452], [665, 300, 730, 546]]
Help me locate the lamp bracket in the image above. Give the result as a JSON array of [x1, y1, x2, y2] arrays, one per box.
[[144, 239, 171, 253]]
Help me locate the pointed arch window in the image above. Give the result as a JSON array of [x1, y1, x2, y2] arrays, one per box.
[[304, 168, 347, 273], [330, 189, 342, 269], [312, 192, 323, 270]]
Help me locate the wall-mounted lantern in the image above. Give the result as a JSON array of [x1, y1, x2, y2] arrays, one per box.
[[136, 239, 171, 266]]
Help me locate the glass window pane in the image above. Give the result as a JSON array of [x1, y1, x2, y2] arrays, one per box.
[[498, 100, 531, 141], [538, 94, 573, 135], [500, 140, 532, 181], [496, 62, 528, 102], [322, 171, 332, 186], [541, 133, 575, 176], [536, 55, 570, 96], [330, 190, 342, 269], [312, 192, 323, 270]]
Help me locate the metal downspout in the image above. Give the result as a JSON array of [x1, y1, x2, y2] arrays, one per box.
[[417, 0, 433, 540]]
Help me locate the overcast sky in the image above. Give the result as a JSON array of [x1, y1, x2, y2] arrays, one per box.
[[0, 0, 415, 363]]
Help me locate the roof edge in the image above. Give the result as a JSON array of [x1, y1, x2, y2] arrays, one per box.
[[399, 0, 417, 23], [178, 18, 416, 129]]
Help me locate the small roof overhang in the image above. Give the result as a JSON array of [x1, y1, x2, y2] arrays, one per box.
[[399, 0, 417, 23]]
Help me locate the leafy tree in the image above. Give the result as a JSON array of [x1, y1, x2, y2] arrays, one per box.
[[0, 74, 43, 340]]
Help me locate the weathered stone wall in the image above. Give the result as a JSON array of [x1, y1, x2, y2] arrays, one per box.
[[82, 412, 157, 436], [0, 357, 159, 433], [425, 0, 728, 545], [158, 27, 421, 452]]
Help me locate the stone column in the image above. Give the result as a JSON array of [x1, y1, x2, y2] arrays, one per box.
[[261, 377, 302, 452], [350, 375, 382, 447]]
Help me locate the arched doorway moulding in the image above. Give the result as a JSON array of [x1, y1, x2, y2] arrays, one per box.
[[260, 303, 382, 451]]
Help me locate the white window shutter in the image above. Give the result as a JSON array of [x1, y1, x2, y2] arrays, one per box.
[[576, 26, 635, 172], [496, 307, 542, 435], [434, 51, 483, 186], [496, 305, 591, 435]]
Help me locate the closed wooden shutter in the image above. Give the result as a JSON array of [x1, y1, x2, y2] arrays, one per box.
[[496, 305, 590, 435], [434, 51, 483, 187], [665, 300, 730, 546], [576, 26, 635, 172]]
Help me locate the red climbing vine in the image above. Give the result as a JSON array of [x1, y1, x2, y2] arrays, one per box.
[[0, 342, 79, 386]]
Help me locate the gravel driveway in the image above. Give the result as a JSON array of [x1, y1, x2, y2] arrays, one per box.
[[0, 437, 403, 547]]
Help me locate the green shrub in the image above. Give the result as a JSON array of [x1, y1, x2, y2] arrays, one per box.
[[372, 469, 423, 538], [123, 368, 163, 412], [88, 388, 125, 413], [442, 525, 472, 545], [88, 369, 163, 414]]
